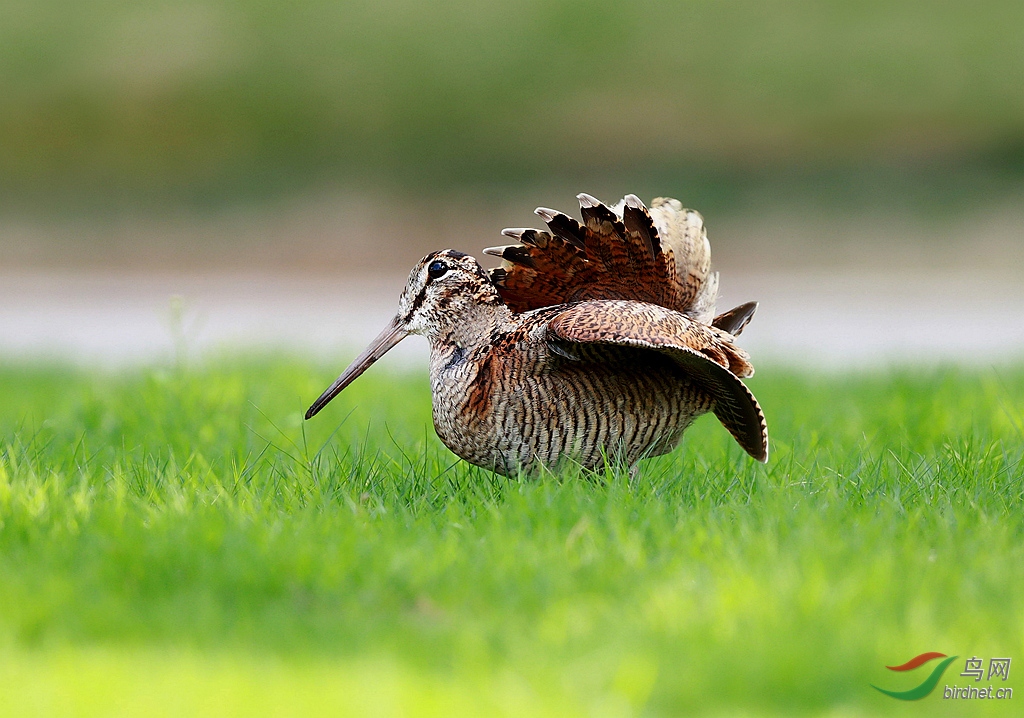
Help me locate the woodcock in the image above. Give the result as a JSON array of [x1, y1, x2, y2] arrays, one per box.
[[305, 194, 768, 475]]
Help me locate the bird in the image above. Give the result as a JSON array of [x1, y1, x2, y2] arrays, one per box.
[[305, 193, 768, 476]]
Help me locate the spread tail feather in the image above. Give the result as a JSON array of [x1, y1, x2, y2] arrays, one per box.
[[491, 194, 717, 315]]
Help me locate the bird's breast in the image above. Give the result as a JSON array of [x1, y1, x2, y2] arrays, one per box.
[[427, 339, 712, 475]]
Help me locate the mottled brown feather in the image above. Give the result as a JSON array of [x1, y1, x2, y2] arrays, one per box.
[[493, 195, 698, 314], [547, 301, 767, 462], [548, 300, 754, 378]]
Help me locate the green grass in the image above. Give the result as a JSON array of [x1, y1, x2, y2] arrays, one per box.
[[1, 358, 1022, 716], [3, 0, 1024, 209]]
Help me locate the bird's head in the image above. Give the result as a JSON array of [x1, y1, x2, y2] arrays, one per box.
[[305, 249, 504, 419], [396, 250, 504, 336]]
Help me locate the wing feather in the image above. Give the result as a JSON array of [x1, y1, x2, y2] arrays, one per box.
[[546, 301, 768, 462]]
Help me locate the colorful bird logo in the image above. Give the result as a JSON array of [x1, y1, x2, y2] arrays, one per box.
[[873, 652, 958, 700]]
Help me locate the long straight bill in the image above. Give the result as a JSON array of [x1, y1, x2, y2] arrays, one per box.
[[304, 315, 408, 419]]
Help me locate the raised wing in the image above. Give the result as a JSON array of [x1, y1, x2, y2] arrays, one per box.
[[487, 194, 718, 317], [546, 301, 768, 462]]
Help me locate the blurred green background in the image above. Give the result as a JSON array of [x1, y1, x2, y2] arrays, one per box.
[[4, 0, 1024, 218], [2, 7, 1022, 713]]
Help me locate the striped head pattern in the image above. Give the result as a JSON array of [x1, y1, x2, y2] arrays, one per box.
[[305, 249, 504, 419], [397, 250, 504, 339]]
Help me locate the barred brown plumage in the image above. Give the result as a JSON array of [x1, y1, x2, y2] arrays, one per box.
[[305, 193, 768, 475]]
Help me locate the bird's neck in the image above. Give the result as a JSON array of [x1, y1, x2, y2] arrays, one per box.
[[429, 301, 513, 352]]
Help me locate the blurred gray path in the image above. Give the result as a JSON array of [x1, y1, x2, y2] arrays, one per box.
[[1, 270, 1022, 369]]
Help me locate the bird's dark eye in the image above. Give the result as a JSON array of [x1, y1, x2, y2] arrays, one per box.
[[427, 259, 449, 281]]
